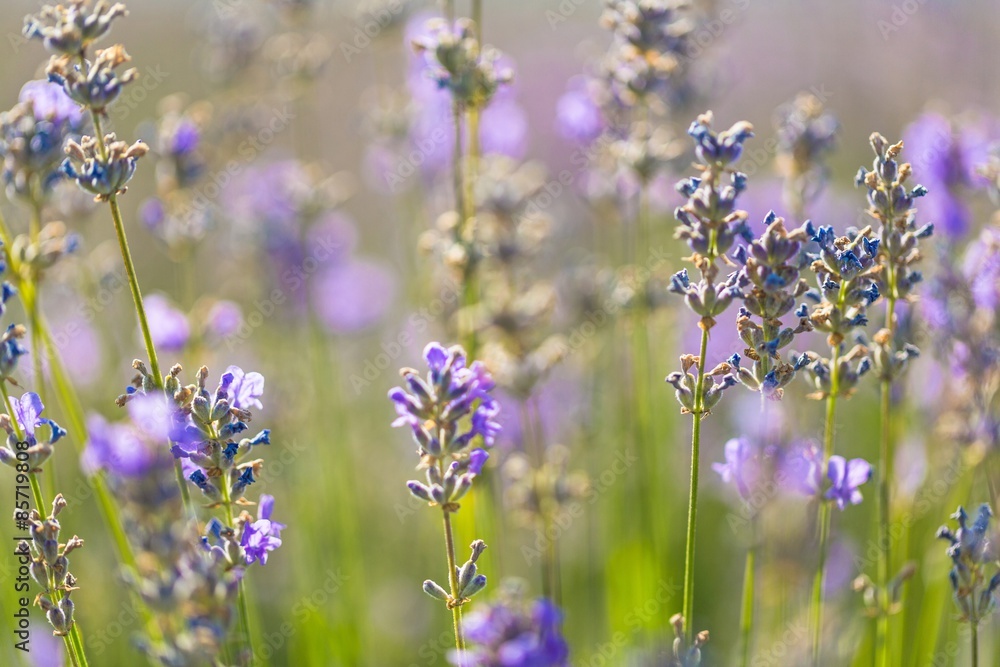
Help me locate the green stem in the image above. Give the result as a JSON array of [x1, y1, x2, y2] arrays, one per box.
[[681, 325, 710, 642], [876, 295, 897, 667], [28, 471, 46, 517], [810, 343, 841, 666], [107, 194, 161, 384], [739, 541, 756, 667], [971, 623, 979, 667], [223, 475, 256, 665], [68, 624, 90, 667], [63, 635, 82, 667], [443, 508, 466, 664]]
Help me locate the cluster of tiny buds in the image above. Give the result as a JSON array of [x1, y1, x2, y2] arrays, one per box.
[[412, 19, 512, 110], [730, 213, 814, 398], [47, 44, 138, 112], [797, 343, 872, 401], [423, 539, 488, 608], [62, 133, 147, 201], [665, 354, 738, 416], [802, 222, 882, 346], [15, 494, 83, 637], [23, 1, 128, 56], [599, 0, 696, 109], [670, 613, 709, 667], [937, 504, 1000, 626], [0, 323, 27, 380], [858, 132, 933, 303]]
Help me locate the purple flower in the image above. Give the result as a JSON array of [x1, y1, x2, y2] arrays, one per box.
[[556, 79, 605, 145], [903, 113, 1000, 238], [780, 440, 823, 497], [206, 300, 243, 339], [81, 395, 172, 477], [145, 294, 190, 353], [391, 343, 501, 505], [311, 259, 396, 334], [456, 597, 569, 666], [241, 494, 285, 565], [825, 455, 872, 510], [171, 119, 200, 155], [712, 437, 759, 500], [19, 79, 84, 125], [9, 392, 65, 446], [224, 365, 265, 412]]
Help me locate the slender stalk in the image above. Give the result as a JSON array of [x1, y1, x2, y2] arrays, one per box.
[[460, 106, 481, 359], [876, 294, 897, 667], [681, 325, 710, 642], [107, 195, 161, 384], [739, 541, 756, 667], [810, 343, 841, 666], [442, 508, 466, 664], [971, 624, 979, 667], [223, 474, 256, 665]]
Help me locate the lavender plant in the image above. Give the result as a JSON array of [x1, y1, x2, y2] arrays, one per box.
[[450, 581, 569, 667], [797, 209, 881, 664], [774, 93, 839, 222], [855, 132, 933, 666], [15, 496, 85, 664], [412, 16, 511, 357], [390, 342, 501, 661], [666, 111, 752, 645], [725, 212, 813, 665], [937, 504, 1000, 667]]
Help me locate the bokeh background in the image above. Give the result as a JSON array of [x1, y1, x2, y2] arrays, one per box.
[[0, 0, 998, 665]]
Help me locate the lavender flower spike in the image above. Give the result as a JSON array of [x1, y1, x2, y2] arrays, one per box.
[[390, 342, 500, 510]]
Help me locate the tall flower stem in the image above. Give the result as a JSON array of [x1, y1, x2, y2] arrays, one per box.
[[739, 539, 757, 667], [222, 476, 257, 665], [87, 110, 194, 516], [1, 381, 91, 667], [971, 624, 979, 667], [681, 324, 710, 643], [876, 292, 896, 667], [810, 344, 841, 666], [442, 508, 466, 662]]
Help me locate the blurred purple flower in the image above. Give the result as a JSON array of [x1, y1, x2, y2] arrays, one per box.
[[82, 395, 171, 477], [312, 259, 396, 334], [712, 436, 760, 500], [556, 79, 605, 145], [206, 300, 243, 339], [456, 597, 569, 666], [19, 79, 84, 125], [146, 294, 190, 353], [825, 455, 872, 510], [171, 118, 200, 155], [781, 440, 823, 497], [903, 113, 1000, 238], [28, 621, 62, 667], [241, 493, 285, 565]]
